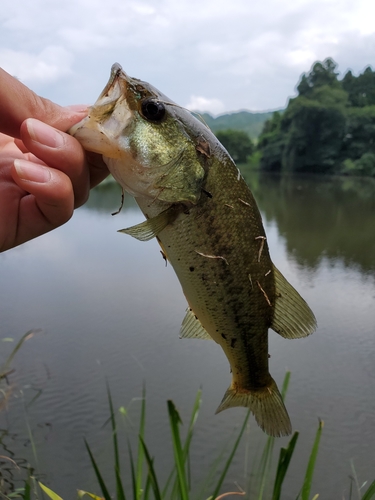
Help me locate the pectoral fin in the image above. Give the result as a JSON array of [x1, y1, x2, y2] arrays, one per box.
[[118, 205, 178, 241], [271, 265, 317, 339], [179, 308, 213, 340]]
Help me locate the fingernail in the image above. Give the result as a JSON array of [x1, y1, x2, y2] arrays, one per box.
[[14, 159, 51, 183], [26, 119, 65, 148]]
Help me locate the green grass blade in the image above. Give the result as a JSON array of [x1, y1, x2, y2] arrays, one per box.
[[84, 439, 112, 500], [143, 474, 152, 500], [127, 440, 138, 500], [77, 491, 105, 499], [115, 466, 127, 500], [163, 389, 202, 497], [195, 437, 233, 499], [23, 406, 39, 469], [139, 436, 162, 500], [272, 432, 299, 500], [167, 400, 189, 500], [300, 420, 324, 500], [23, 479, 31, 500], [183, 388, 202, 489], [210, 409, 251, 499], [362, 480, 375, 500], [182, 389, 202, 459], [255, 371, 291, 500], [256, 435, 275, 500], [1, 330, 40, 377], [38, 482, 63, 500], [136, 384, 146, 499], [281, 372, 291, 400], [107, 383, 120, 472], [106, 383, 126, 500]]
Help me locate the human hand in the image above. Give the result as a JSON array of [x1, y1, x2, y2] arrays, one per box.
[[0, 68, 109, 252]]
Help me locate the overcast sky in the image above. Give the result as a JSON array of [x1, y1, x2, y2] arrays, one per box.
[[1, 0, 375, 115]]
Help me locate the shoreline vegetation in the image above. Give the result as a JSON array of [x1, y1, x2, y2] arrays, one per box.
[[197, 58, 375, 179], [17, 385, 375, 499], [1, 346, 374, 499]]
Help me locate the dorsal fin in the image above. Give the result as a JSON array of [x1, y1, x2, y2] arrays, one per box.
[[118, 205, 178, 241], [179, 308, 213, 340], [271, 265, 317, 339]]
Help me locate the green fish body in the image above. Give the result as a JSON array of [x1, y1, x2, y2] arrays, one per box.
[[70, 64, 316, 437]]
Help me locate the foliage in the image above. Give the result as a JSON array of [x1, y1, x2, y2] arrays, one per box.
[[4, 378, 375, 499], [215, 129, 254, 163], [30, 381, 375, 500], [201, 111, 275, 139], [258, 58, 375, 176]]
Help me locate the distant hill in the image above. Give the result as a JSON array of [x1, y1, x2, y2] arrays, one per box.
[[198, 110, 279, 139]]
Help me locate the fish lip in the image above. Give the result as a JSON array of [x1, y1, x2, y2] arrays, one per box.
[[97, 63, 127, 100], [69, 63, 129, 137]]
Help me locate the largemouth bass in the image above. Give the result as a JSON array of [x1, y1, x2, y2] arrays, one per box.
[[70, 64, 316, 437]]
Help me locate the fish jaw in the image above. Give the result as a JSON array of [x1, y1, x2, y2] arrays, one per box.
[[69, 64, 133, 159]]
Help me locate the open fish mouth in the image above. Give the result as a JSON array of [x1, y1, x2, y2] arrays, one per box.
[[68, 63, 135, 159], [97, 63, 124, 99]]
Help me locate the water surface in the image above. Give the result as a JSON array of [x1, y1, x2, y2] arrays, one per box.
[[0, 173, 374, 498]]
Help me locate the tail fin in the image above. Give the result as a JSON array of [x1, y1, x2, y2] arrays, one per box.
[[215, 378, 292, 437]]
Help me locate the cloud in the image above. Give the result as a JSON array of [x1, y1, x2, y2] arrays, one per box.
[[1, 0, 375, 111], [0, 46, 73, 84], [185, 95, 226, 115]]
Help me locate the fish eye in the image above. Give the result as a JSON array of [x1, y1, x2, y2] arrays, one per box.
[[141, 99, 166, 122]]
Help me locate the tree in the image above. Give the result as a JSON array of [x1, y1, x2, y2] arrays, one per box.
[[342, 66, 375, 107], [341, 106, 375, 160], [297, 58, 340, 97], [216, 129, 254, 163], [257, 58, 375, 177], [281, 97, 346, 173], [258, 112, 285, 171]]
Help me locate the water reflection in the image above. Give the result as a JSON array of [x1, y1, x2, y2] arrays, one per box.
[[90, 174, 375, 274], [245, 172, 375, 273], [0, 174, 374, 498], [85, 179, 136, 213]]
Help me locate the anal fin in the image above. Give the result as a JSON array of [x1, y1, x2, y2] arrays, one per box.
[[179, 308, 213, 340], [271, 265, 317, 339]]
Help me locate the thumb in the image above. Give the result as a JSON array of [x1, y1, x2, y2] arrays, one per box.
[[0, 68, 88, 138]]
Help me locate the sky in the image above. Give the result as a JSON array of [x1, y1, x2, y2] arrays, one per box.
[[1, 0, 375, 115]]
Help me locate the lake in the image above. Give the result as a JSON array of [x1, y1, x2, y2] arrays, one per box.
[[0, 172, 374, 498]]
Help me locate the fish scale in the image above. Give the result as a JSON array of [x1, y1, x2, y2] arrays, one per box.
[[70, 63, 317, 437]]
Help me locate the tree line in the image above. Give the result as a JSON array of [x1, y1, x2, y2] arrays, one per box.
[[257, 58, 375, 177], [209, 58, 375, 177]]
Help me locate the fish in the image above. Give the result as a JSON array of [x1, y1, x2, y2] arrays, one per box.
[[70, 63, 317, 437]]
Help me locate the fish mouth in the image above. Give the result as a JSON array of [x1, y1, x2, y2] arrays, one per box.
[[87, 63, 129, 120], [96, 63, 127, 103], [68, 63, 134, 157], [69, 63, 129, 137]]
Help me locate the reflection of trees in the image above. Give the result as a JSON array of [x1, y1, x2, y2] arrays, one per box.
[[88, 173, 375, 274], [245, 172, 375, 273]]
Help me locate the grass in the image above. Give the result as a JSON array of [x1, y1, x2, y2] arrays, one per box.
[[1, 367, 374, 499], [29, 373, 375, 500]]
